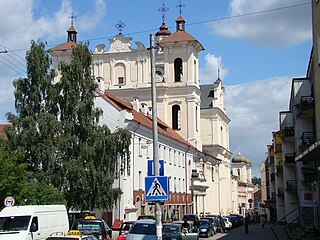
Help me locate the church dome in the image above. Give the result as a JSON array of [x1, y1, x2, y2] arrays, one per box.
[[232, 153, 251, 164], [156, 22, 171, 37]]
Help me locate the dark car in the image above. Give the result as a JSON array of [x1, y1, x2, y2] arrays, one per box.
[[200, 217, 217, 234], [137, 215, 156, 221], [70, 216, 112, 240], [162, 223, 198, 240], [205, 215, 226, 233], [182, 214, 199, 222], [118, 220, 135, 240], [197, 219, 214, 238]]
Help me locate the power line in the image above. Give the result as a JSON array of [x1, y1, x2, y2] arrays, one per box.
[[2, 2, 311, 53]]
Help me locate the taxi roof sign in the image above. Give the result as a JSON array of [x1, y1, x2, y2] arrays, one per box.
[[68, 230, 82, 235], [84, 216, 96, 219]]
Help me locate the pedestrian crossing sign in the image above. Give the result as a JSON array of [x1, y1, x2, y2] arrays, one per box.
[[145, 176, 169, 201]]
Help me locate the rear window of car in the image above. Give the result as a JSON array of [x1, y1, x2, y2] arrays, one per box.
[[72, 221, 102, 235], [163, 225, 180, 234], [129, 223, 156, 235]]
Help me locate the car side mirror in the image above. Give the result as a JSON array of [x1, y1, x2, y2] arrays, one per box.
[[108, 229, 112, 238], [30, 223, 38, 232]]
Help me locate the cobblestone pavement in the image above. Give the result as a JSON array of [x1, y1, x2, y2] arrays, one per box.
[[204, 222, 277, 240]]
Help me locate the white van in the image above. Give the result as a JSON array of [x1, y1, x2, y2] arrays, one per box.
[[0, 205, 69, 240]]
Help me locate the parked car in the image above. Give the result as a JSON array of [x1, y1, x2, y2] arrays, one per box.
[[205, 215, 226, 233], [223, 217, 232, 230], [70, 216, 112, 240], [182, 214, 199, 223], [118, 220, 135, 240], [137, 215, 156, 221], [198, 219, 214, 238], [126, 220, 156, 240], [200, 217, 217, 234], [162, 223, 199, 240]]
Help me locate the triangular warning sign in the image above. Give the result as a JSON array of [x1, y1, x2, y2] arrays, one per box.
[[147, 178, 166, 196]]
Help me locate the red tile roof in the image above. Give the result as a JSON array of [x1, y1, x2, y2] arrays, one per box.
[[49, 41, 77, 52], [0, 124, 12, 139], [96, 89, 191, 147]]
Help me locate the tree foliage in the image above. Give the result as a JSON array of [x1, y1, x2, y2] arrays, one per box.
[[0, 136, 65, 206], [6, 41, 131, 211]]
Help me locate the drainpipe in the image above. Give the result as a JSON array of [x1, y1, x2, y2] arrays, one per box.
[[185, 145, 191, 214]]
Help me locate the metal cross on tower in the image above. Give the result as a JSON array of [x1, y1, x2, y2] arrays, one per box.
[[68, 12, 76, 26], [115, 20, 126, 34], [176, 1, 185, 15], [158, 3, 169, 23]]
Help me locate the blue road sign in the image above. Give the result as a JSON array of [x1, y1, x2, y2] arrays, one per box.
[[147, 160, 164, 176], [145, 176, 169, 201]]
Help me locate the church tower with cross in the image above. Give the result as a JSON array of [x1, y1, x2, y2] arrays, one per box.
[[92, 2, 204, 150]]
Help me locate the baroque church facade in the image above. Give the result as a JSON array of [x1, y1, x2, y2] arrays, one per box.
[[50, 10, 236, 221], [91, 14, 233, 216]]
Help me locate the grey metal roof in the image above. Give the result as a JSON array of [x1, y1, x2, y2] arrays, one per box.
[[200, 84, 214, 109]]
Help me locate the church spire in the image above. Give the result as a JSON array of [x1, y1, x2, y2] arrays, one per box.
[[67, 13, 77, 43], [156, 3, 171, 37]]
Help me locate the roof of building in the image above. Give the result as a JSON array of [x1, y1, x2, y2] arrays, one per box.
[[0, 124, 12, 139], [232, 153, 252, 164], [96, 89, 191, 148], [49, 41, 77, 52]]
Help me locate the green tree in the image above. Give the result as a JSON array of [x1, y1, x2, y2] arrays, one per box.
[[0, 136, 65, 206], [6, 41, 131, 211]]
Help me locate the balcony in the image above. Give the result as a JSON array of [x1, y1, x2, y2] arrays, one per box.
[[286, 180, 297, 192], [281, 127, 294, 139], [285, 153, 296, 165], [298, 96, 314, 118], [277, 187, 284, 196], [300, 131, 316, 152]]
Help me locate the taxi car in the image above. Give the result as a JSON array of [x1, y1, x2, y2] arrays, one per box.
[[46, 230, 98, 239], [70, 216, 112, 240]]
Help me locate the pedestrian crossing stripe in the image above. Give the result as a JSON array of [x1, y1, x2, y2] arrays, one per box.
[[146, 178, 166, 196]]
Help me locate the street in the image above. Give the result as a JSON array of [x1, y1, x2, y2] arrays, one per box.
[[112, 222, 276, 240], [200, 223, 276, 240]]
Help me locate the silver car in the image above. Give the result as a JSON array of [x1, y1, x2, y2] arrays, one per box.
[[163, 223, 199, 240], [126, 220, 156, 240]]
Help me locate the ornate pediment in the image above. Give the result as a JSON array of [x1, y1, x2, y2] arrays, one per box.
[[107, 34, 133, 53]]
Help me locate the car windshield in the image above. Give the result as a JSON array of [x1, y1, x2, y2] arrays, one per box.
[[183, 215, 196, 221], [200, 220, 209, 226], [163, 225, 180, 234], [129, 223, 156, 235], [72, 221, 102, 235], [0, 216, 31, 232]]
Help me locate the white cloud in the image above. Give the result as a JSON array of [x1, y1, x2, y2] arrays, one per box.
[[200, 53, 228, 84], [211, 0, 311, 48], [225, 76, 293, 176]]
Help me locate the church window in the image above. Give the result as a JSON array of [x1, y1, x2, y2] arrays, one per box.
[[172, 105, 181, 130], [174, 58, 183, 82], [237, 169, 240, 177], [115, 63, 125, 85]]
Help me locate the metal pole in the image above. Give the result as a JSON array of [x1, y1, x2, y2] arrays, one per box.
[[150, 34, 162, 240]]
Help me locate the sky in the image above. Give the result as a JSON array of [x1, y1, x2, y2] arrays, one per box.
[[0, 0, 312, 177]]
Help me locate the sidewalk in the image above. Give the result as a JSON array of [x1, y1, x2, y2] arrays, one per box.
[[211, 222, 277, 240]]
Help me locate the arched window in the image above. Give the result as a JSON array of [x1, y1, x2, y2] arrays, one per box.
[[172, 105, 181, 130], [115, 63, 125, 84], [174, 58, 183, 82]]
